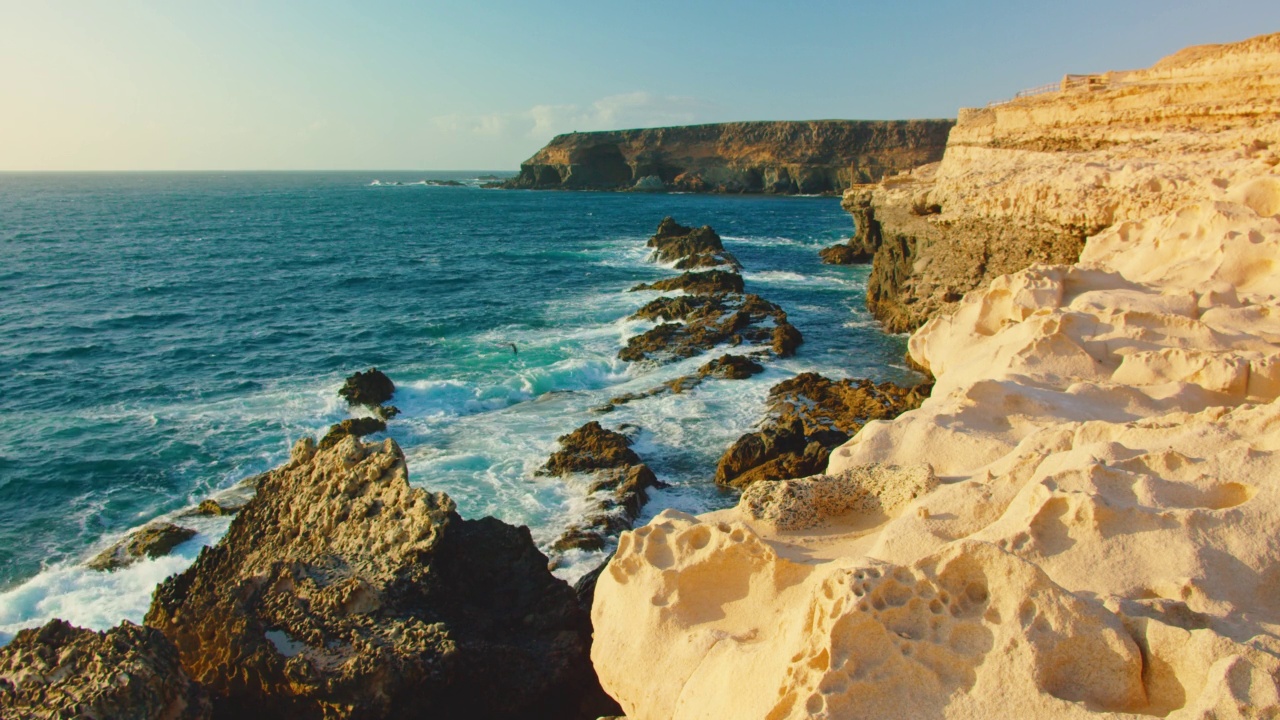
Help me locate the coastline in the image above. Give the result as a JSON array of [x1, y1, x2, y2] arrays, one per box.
[[592, 32, 1280, 718]]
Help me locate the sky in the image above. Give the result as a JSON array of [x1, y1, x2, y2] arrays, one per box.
[[1, 1, 1278, 171]]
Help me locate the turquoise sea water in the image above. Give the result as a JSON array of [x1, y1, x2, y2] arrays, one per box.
[[0, 171, 914, 640]]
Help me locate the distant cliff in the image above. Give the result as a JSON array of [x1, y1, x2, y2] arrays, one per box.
[[502, 120, 955, 194]]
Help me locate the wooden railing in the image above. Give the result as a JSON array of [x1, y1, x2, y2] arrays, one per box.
[[987, 73, 1112, 107]]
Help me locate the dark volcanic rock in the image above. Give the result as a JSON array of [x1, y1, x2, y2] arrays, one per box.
[[539, 423, 663, 555], [646, 217, 724, 261], [145, 436, 617, 720], [318, 416, 388, 450], [715, 373, 932, 488], [630, 269, 745, 296], [673, 252, 742, 271], [620, 293, 797, 364], [338, 368, 395, 409], [538, 421, 642, 476], [88, 522, 198, 571], [818, 241, 874, 265], [0, 619, 211, 720], [698, 354, 765, 380]]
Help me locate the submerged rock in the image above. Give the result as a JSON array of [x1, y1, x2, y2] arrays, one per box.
[[539, 421, 643, 476], [0, 619, 211, 720], [715, 373, 931, 488], [88, 522, 198, 571], [145, 435, 617, 720]]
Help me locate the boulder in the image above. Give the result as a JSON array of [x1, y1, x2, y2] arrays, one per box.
[[771, 322, 804, 357], [338, 368, 395, 409], [0, 619, 211, 720], [817, 241, 874, 265], [715, 373, 932, 488], [620, 294, 792, 364], [645, 218, 725, 263], [697, 354, 765, 380], [538, 422, 642, 476], [88, 522, 197, 571], [145, 436, 618, 720]]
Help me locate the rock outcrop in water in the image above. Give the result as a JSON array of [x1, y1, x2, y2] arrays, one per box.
[[538, 422, 664, 553], [591, 32, 1280, 719], [338, 368, 400, 419], [0, 619, 211, 719], [501, 120, 955, 194], [88, 522, 198, 571], [715, 373, 930, 488], [145, 435, 617, 720]]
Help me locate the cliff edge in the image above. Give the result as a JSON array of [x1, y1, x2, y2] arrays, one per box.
[[591, 32, 1280, 719], [502, 120, 955, 194], [841, 32, 1280, 332]]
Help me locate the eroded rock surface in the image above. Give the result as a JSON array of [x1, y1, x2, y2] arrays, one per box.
[[338, 368, 400, 419], [145, 435, 616, 720], [592, 33, 1280, 720], [0, 619, 211, 720]]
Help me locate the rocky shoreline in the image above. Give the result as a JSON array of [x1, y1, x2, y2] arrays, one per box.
[[592, 32, 1280, 718]]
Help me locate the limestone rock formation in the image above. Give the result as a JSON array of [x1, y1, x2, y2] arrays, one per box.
[[502, 120, 955, 194], [854, 32, 1280, 332], [630, 268, 745, 295], [0, 619, 211, 719], [715, 373, 931, 488], [145, 435, 616, 720], [88, 522, 198, 571], [591, 33, 1280, 719], [318, 416, 387, 450], [697, 353, 765, 380]]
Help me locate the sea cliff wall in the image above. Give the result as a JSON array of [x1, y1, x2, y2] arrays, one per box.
[[591, 32, 1280, 719], [836, 32, 1280, 332], [502, 120, 955, 194]]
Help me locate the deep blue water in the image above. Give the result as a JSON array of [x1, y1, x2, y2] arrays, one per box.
[[0, 171, 912, 638]]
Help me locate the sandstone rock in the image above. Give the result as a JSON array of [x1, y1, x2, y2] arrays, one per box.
[[0, 619, 211, 720], [630, 269, 744, 295], [191, 499, 240, 517], [817, 240, 874, 265], [771, 322, 803, 358], [88, 522, 198, 571], [318, 415, 387, 450], [501, 120, 955, 194], [592, 34, 1280, 719], [338, 367, 395, 409], [145, 435, 617, 719]]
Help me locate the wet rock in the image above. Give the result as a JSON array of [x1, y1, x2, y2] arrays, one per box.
[[619, 294, 794, 364], [645, 217, 725, 263], [771, 322, 804, 358], [538, 422, 642, 476], [145, 436, 618, 720], [630, 269, 744, 296], [338, 367, 395, 409], [539, 424, 664, 557], [673, 252, 742, 271], [318, 416, 387, 450], [715, 373, 932, 488], [818, 241, 874, 265], [698, 354, 765, 380], [0, 619, 211, 720], [191, 499, 241, 517], [88, 523, 197, 571]]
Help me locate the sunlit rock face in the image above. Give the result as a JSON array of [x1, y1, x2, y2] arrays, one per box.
[[591, 32, 1280, 720], [502, 120, 955, 194]]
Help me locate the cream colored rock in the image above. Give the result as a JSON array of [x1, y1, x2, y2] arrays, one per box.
[[592, 33, 1280, 720]]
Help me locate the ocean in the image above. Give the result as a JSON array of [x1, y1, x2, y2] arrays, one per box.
[[0, 171, 913, 642]]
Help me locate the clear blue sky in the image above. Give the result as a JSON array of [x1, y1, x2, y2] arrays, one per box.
[[2, 1, 1276, 170]]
